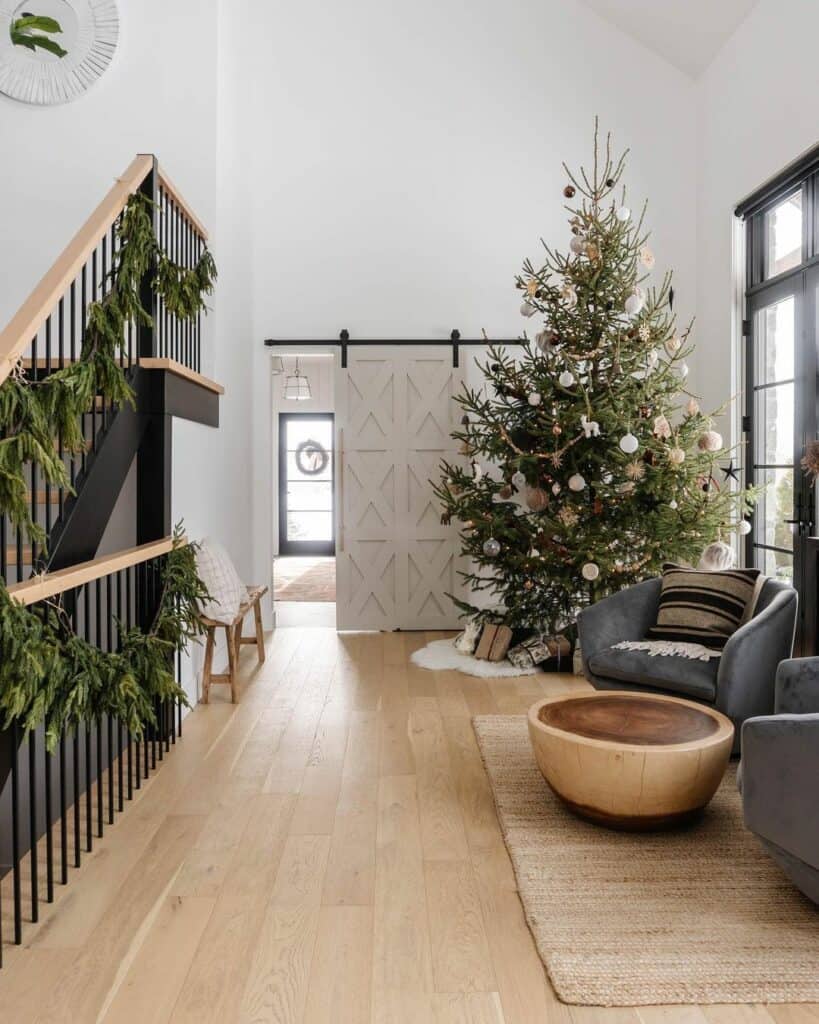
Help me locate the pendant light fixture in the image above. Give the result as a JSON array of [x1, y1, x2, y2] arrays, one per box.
[[271, 356, 285, 376], [283, 357, 312, 401]]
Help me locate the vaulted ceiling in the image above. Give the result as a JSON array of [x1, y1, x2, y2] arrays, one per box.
[[580, 0, 759, 77]]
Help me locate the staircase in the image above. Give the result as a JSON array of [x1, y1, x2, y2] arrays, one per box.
[[0, 155, 223, 963]]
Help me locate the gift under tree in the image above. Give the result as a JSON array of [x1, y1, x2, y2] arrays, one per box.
[[435, 124, 755, 638]]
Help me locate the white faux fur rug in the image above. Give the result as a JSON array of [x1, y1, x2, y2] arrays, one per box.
[[410, 638, 541, 678]]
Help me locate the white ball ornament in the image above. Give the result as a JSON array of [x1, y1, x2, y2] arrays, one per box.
[[624, 288, 645, 316], [677, 360, 690, 379], [511, 471, 526, 490], [520, 301, 536, 318], [528, 392, 542, 407], [698, 430, 723, 453], [558, 370, 575, 388], [616, 206, 631, 222], [568, 473, 586, 492], [669, 499, 679, 510], [738, 519, 752, 536], [483, 537, 501, 557], [570, 236, 587, 255], [619, 432, 639, 454], [581, 562, 600, 582]]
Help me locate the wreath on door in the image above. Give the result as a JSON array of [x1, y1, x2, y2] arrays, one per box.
[[295, 439, 330, 476]]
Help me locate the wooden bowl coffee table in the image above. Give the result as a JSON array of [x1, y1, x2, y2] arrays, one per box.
[[527, 691, 734, 831]]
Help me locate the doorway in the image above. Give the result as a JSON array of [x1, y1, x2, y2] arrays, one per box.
[[274, 410, 336, 623]]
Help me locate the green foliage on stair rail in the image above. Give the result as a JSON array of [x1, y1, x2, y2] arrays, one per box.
[[0, 526, 209, 749], [0, 192, 217, 553]]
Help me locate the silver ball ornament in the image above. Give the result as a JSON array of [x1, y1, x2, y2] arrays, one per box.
[[619, 432, 639, 454], [483, 537, 501, 557]]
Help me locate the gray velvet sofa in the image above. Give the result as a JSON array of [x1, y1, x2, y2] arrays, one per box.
[[577, 577, 797, 750], [739, 658, 819, 904]]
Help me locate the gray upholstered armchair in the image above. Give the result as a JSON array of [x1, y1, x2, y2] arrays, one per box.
[[740, 658, 819, 903], [577, 577, 797, 749]]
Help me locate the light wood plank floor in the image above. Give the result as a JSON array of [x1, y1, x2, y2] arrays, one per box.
[[0, 628, 816, 1023]]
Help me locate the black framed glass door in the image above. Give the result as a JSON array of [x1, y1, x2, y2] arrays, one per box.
[[742, 171, 819, 652], [278, 413, 335, 556]]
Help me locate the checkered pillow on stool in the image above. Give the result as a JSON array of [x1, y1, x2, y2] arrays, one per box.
[[195, 538, 247, 624]]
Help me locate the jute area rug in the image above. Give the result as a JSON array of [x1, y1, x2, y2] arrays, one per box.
[[473, 714, 819, 1007]]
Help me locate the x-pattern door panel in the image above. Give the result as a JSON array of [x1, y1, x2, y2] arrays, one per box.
[[336, 348, 463, 630]]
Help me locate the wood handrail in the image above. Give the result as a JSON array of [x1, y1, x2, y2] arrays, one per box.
[[157, 164, 209, 241], [8, 536, 178, 607], [140, 357, 225, 395], [0, 154, 154, 387]]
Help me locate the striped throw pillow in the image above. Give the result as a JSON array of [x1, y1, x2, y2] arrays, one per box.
[[646, 563, 764, 650]]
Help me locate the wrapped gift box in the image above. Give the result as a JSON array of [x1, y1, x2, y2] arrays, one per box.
[[475, 623, 514, 662]]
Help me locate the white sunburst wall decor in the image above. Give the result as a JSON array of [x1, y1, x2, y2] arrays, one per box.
[[0, 0, 118, 105]]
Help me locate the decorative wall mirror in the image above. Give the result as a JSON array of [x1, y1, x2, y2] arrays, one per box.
[[0, 0, 118, 105]]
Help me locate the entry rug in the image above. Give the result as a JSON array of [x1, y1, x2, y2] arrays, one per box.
[[472, 714, 819, 1006]]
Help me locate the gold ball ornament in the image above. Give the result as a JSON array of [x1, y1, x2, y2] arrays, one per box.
[[563, 184, 576, 198], [526, 487, 550, 512]]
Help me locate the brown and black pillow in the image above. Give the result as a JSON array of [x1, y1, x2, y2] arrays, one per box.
[[646, 563, 764, 650]]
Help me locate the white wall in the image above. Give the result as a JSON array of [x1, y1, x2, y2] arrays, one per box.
[[244, 0, 699, 602], [693, 0, 819, 423]]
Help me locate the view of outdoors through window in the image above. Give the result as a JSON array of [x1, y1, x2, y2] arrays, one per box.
[[284, 417, 334, 542], [765, 192, 802, 279]]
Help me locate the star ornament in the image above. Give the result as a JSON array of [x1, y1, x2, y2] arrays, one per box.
[[721, 460, 740, 483]]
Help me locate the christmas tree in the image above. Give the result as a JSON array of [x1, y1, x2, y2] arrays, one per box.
[[435, 124, 755, 636]]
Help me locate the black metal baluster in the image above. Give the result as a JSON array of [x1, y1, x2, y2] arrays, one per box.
[[60, 732, 68, 883], [73, 732, 81, 868], [91, 249, 98, 451], [80, 267, 87, 476], [11, 722, 22, 944], [45, 739, 54, 902], [69, 280, 78, 491], [96, 718, 103, 838], [28, 731, 38, 922], [85, 723, 92, 853]]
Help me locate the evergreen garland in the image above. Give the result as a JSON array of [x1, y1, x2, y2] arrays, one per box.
[[0, 192, 217, 549], [0, 526, 209, 751]]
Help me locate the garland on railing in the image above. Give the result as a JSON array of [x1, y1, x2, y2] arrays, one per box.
[[0, 192, 217, 548], [0, 526, 208, 751]]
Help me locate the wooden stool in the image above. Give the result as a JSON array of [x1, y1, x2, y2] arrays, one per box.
[[200, 585, 268, 703]]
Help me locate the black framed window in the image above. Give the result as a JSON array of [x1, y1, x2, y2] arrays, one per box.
[[738, 145, 819, 650], [278, 413, 335, 556]]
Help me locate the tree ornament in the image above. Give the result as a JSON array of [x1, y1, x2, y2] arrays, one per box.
[[483, 537, 501, 557], [525, 280, 539, 297], [585, 242, 600, 261], [601, 471, 613, 484], [616, 205, 631, 222], [560, 284, 578, 309], [459, 441, 471, 455], [677, 360, 690, 378], [638, 324, 651, 342], [535, 328, 557, 352], [528, 392, 542, 407], [551, 483, 562, 496], [520, 300, 536, 317], [625, 460, 646, 481], [472, 461, 484, 480], [686, 397, 700, 417], [568, 473, 586, 492], [665, 334, 681, 356], [624, 287, 644, 316], [581, 562, 600, 581], [639, 246, 655, 269], [619, 431, 639, 454], [511, 471, 526, 490], [721, 460, 740, 483], [460, 414, 470, 426], [653, 414, 672, 439], [552, 424, 562, 436], [526, 487, 550, 512], [498, 484, 513, 500], [570, 235, 587, 255], [738, 519, 752, 535], [698, 430, 723, 453], [669, 499, 678, 510], [698, 541, 735, 571], [580, 414, 600, 438], [646, 348, 660, 372], [557, 506, 579, 528], [563, 184, 576, 198], [668, 447, 686, 466], [558, 369, 575, 388]]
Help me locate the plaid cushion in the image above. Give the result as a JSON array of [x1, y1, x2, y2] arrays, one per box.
[[195, 538, 247, 624], [646, 562, 763, 650]]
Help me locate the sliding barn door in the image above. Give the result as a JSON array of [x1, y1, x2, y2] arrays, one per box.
[[335, 347, 463, 630]]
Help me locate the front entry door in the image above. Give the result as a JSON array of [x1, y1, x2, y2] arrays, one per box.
[[335, 346, 463, 630]]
